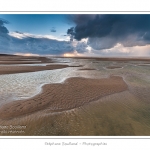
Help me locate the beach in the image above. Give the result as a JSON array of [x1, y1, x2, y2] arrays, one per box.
[[0, 54, 150, 135]]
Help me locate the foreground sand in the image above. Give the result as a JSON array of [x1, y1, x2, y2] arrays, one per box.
[[0, 76, 127, 119]]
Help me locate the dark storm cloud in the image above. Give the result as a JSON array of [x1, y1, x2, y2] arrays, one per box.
[[0, 18, 9, 34], [67, 27, 74, 41], [67, 14, 95, 25], [67, 14, 150, 50]]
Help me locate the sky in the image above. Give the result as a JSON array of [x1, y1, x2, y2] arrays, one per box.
[[0, 14, 150, 57], [0, 14, 73, 39]]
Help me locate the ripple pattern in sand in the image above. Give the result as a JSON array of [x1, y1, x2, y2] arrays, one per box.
[[0, 67, 78, 106]]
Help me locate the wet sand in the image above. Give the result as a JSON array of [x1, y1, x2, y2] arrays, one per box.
[[79, 68, 96, 70], [137, 64, 150, 66], [59, 56, 150, 62], [106, 66, 122, 69], [1, 55, 150, 135], [0, 54, 71, 74], [0, 76, 127, 119], [0, 54, 54, 64], [0, 65, 70, 75]]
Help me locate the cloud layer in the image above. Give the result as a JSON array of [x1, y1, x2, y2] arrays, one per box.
[[67, 14, 150, 50], [4, 32, 76, 55]]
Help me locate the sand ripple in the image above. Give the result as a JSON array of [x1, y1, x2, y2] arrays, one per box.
[[0, 76, 128, 119]]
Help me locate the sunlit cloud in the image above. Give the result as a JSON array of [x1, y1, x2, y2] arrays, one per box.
[[9, 32, 68, 41], [104, 43, 150, 57], [83, 43, 150, 57], [63, 50, 83, 57], [71, 43, 150, 57]]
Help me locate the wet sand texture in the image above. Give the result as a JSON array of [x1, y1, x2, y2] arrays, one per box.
[[0, 55, 54, 64], [0, 76, 128, 119], [137, 64, 150, 66], [59, 56, 150, 62], [79, 68, 96, 70], [106, 66, 122, 69], [0, 65, 69, 75]]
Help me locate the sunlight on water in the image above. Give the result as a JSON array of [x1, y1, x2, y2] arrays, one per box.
[[0, 67, 79, 105]]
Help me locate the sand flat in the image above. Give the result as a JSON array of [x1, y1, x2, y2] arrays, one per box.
[[59, 56, 150, 62], [79, 68, 96, 70], [0, 76, 128, 119], [0, 65, 70, 75], [106, 66, 123, 69], [1, 55, 150, 135], [0, 55, 54, 64]]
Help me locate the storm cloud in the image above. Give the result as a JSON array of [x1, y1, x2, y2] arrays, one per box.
[[67, 14, 150, 50]]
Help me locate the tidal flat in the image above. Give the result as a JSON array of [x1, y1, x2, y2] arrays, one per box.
[[0, 55, 150, 135]]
